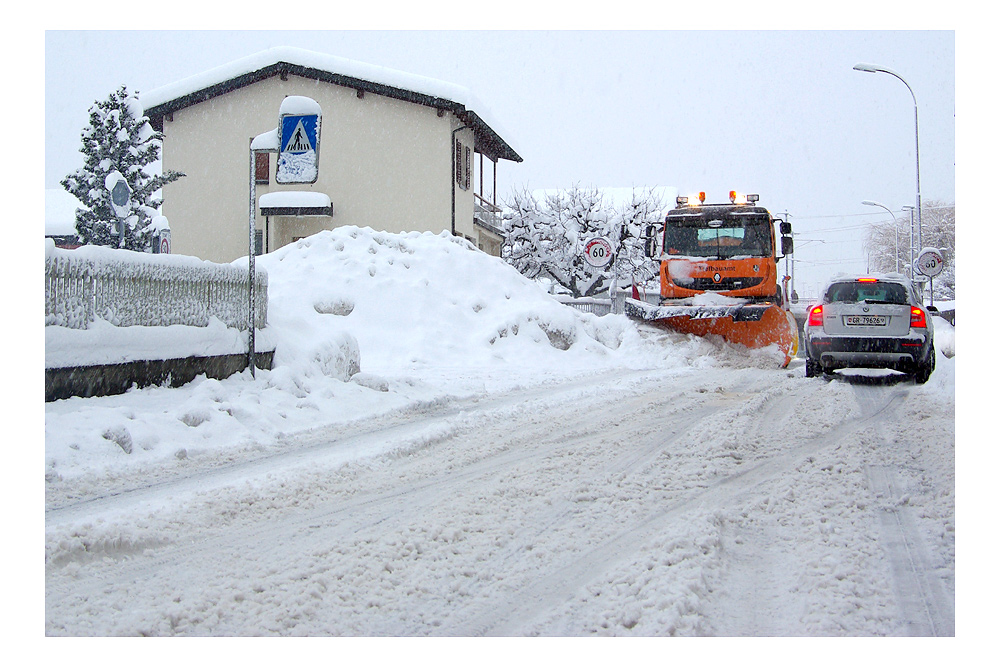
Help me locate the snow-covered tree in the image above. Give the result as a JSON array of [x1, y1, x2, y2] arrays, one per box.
[[502, 186, 665, 297], [61, 85, 184, 251], [865, 201, 954, 299]]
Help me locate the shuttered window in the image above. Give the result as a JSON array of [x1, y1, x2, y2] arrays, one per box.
[[464, 145, 472, 191], [255, 152, 269, 184]]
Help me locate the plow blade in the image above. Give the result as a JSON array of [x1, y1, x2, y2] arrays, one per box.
[[625, 298, 799, 367]]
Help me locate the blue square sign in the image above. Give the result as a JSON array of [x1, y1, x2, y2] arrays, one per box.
[[277, 114, 321, 184]]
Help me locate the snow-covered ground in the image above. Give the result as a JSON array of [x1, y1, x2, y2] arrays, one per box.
[[43, 227, 957, 645]]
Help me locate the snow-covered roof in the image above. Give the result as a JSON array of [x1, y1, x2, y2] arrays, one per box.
[[259, 190, 333, 216], [46, 189, 84, 236], [140, 47, 521, 163]]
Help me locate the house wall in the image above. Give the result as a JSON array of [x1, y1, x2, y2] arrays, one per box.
[[160, 73, 477, 263]]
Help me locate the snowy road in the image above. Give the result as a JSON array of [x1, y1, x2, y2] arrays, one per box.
[[44, 361, 955, 636]]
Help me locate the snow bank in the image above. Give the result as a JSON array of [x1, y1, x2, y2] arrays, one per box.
[[46, 189, 84, 236], [259, 227, 636, 375], [45, 227, 677, 484]]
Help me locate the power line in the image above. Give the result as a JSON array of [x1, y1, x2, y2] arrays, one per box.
[[791, 203, 953, 222]]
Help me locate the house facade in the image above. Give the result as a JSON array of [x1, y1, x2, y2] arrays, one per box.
[[141, 48, 521, 263]]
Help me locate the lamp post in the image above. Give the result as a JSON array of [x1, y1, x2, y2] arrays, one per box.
[[861, 200, 899, 273], [853, 63, 922, 255], [901, 205, 916, 280]]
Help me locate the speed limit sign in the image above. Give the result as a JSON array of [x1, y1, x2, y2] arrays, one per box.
[[584, 237, 613, 268], [915, 248, 944, 277]]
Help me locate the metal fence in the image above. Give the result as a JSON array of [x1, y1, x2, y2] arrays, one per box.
[[45, 248, 267, 331], [557, 296, 621, 317]]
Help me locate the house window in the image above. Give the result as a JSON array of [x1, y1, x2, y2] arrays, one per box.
[[254, 229, 264, 256], [255, 152, 269, 184]]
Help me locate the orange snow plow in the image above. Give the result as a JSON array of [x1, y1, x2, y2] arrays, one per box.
[[631, 191, 799, 367], [625, 298, 799, 366]]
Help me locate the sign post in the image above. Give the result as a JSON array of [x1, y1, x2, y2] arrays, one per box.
[[247, 97, 323, 377]]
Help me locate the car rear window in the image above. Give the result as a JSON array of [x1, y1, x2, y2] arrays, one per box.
[[825, 281, 908, 304]]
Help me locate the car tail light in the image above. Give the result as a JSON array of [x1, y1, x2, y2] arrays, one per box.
[[808, 304, 823, 327], [910, 306, 927, 328]]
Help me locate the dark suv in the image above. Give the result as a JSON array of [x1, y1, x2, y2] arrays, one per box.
[[804, 274, 935, 383]]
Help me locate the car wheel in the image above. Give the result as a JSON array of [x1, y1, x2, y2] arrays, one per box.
[[913, 344, 935, 384], [805, 358, 822, 377]]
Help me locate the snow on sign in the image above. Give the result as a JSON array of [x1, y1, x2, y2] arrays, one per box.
[[915, 248, 945, 278], [104, 171, 131, 218], [584, 238, 614, 268], [276, 97, 322, 184]]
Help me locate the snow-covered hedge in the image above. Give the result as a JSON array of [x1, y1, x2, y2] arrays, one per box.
[[44, 240, 267, 330]]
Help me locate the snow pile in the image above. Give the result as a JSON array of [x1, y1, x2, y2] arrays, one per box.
[[44, 227, 681, 485], [260, 227, 637, 376], [45, 189, 83, 237]]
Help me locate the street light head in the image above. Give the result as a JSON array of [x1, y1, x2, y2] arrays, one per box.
[[861, 200, 880, 207], [853, 62, 881, 73]]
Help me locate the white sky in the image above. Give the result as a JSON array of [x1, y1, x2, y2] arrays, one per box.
[[37, 11, 968, 299]]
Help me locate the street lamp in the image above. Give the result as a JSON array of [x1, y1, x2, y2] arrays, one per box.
[[861, 200, 899, 273], [853, 63, 922, 257]]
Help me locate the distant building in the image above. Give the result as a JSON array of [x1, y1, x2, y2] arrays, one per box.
[[46, 189, 83, 249], [141, 47, 522, 262]]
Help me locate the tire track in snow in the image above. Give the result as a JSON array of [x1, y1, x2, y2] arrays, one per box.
[[442, 378, 874, 636], [854, 379, 954, 637]]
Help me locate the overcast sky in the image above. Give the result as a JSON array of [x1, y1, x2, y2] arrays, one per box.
[[43, 28, 956, 297]]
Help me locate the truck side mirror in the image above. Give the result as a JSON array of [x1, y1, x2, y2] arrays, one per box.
[[779, 221, 792, 235], [781, 236, 794, 256]]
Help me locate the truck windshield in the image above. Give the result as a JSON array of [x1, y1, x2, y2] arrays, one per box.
[[663, 216, 771, 259]]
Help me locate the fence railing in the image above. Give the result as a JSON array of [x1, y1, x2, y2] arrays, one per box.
[[557, 296, 620, 317], [45, 243, 267, 331]]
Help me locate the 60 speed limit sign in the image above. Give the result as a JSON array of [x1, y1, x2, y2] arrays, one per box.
[[584, 237, 613, 267], [916, 248, 945, 277]]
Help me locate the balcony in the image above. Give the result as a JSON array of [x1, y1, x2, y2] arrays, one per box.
[[474, 194, 503, 237]]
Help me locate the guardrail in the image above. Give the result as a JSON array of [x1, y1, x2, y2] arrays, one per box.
[[45, 242, 267, 331]]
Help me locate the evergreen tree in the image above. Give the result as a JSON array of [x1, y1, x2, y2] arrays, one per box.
[[61, 85, 184, 251]]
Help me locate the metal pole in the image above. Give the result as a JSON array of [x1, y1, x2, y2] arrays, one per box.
[[853, 64, 921, 277], [785, 211, 794, 297], [248, 139, 256, 378], [861, 201, 898, 273], [902, 205, 915, 280]]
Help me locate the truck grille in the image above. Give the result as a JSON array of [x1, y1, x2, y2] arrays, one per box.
[[679, 277, 765, 291]]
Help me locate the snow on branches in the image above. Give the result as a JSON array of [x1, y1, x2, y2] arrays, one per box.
[[865, 201, 955, 299], [61, 85, 184, 252], [502, 186, 666, 298]]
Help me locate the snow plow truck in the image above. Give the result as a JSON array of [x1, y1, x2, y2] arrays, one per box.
[[626, 191, 799, 367]]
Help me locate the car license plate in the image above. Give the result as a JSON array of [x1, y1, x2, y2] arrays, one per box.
[[844, 315, 887, 326]]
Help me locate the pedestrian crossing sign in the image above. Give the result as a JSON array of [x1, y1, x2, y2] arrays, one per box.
[[277, 113, 321, 184]]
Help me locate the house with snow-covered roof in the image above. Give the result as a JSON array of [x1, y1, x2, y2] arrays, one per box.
[[141, 47, 522, 262]]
